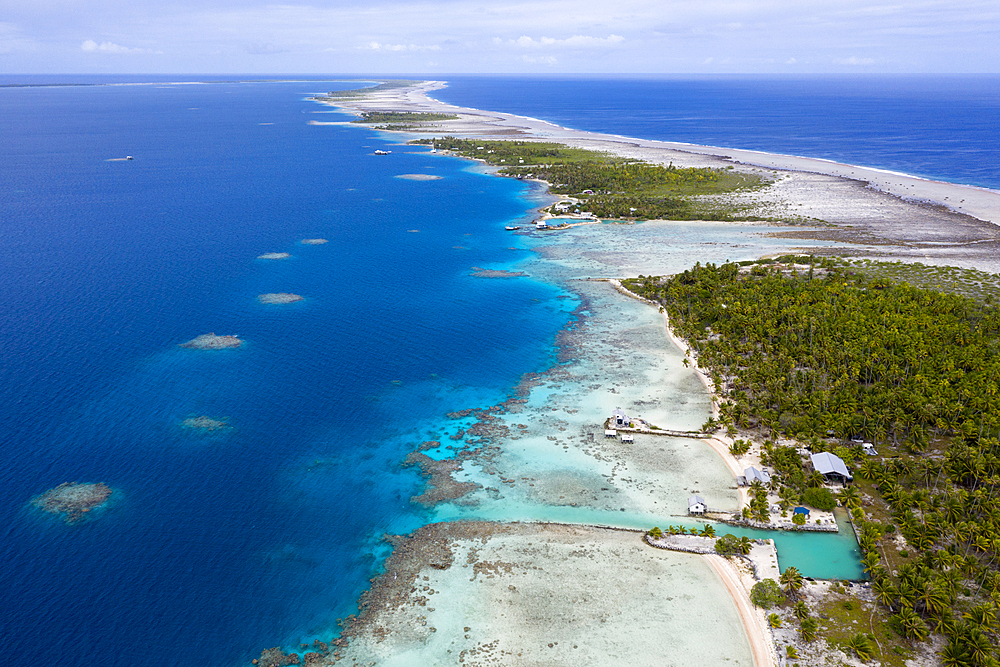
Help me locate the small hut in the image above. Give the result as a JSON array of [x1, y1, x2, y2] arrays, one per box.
[[744, 466, 771, 486], [688, 495, 707, 514]]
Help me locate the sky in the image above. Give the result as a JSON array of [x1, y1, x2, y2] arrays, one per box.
[[1, 0, 998, 74]]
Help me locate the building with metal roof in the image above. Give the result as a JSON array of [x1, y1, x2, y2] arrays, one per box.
[[811, 452, 852, 482]]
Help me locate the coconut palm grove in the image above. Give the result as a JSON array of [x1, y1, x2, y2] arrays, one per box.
[[624, 257, 1000, 666]]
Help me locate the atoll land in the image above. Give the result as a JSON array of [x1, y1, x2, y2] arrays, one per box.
[[254, 80, 1000, 667], [32, 482, 112, 523]]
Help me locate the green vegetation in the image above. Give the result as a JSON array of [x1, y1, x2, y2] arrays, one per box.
[[623, 256, 1000, 665], [801, 487, 837, 511], [728, 438, 752, 457], [715, 533, 753, 556], [410, 136, 771, 221], [781, 566, 804, 600], [849, 259, 1000, 305], [750, 579, 786, 608], [314, 80, 420, 99], [351, 111, 459, 125], [623, 257, 1000, 447], [647, 524, 716, 538]]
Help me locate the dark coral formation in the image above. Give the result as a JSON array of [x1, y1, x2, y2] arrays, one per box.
[[402, 453, 481, 507], [469, 266, 527, 278], [179, 333, 242, 349], [252, 647, 300, 667], [181, 415, 229, 431], [32, 482, 112, 524]]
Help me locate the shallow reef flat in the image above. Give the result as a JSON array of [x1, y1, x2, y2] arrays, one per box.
[[257, 293, 304, 305], [300, 238, 328, 245], [395, 173, 443, 181], [330, 521, 753, 667], [179, 333, 242, 349], [469, 267, 527, 278], [181, 415, 229, 431], [32, 482, 113, 524], [428, 278, 732, 528]]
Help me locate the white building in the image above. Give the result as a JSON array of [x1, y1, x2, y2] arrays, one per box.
[[688, 495, 707, 514], [811, 452, 853, 483]]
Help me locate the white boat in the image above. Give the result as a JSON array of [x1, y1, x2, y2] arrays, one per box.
[[374, 149, 391, 155], [504, 226, 520, 231]]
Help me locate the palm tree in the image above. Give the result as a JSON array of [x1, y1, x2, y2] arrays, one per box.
[[872, 578, 898, 610], [700, 524, 716, 537], [861, 551, 882, 577], [932, 609, 958, 637], [917, 581, 950, 616], [793, 601, 810, 621], [896, 607, 929, 641], [940, 639, 970, 667], [780, 566, 804, 600], [737, 536, 753, 555], [964, 626, 992, 667], [799, 616, 819, 642], [846, 633, 875, 662], [839, 485, 860, 508], [964, 603, 998, 632]]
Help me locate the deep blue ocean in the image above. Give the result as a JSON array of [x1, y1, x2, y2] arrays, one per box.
[[0, 79, 570, 667], [432, 75, 1000, 191], [0, 75, 991, 666]]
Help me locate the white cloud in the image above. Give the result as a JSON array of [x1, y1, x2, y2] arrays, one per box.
[[7, 0, 994, 73], [361, 41, 441, 52], [244, 43, 287, 55], [521, 54, 558, 65], [506, 34, 625, 48], [835, 55, 876, 65], [81, 39, 157, 54]]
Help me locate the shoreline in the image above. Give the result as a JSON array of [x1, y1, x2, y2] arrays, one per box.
[[302, 79, 989, 667], [319, 79, 1000, 229], [313, 90, 786, 664]]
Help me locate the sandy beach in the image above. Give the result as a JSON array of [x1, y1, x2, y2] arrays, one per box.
[[303, 80, 1000, 666]]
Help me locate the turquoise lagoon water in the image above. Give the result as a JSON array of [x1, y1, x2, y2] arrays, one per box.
[[1, 78, 864, 667]]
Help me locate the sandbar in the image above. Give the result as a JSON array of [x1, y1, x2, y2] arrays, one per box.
[[257, 293, 303, 304], [179, 333, 242, 350], [257, 252, 290, 260], [300, 238, 328, 245]]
